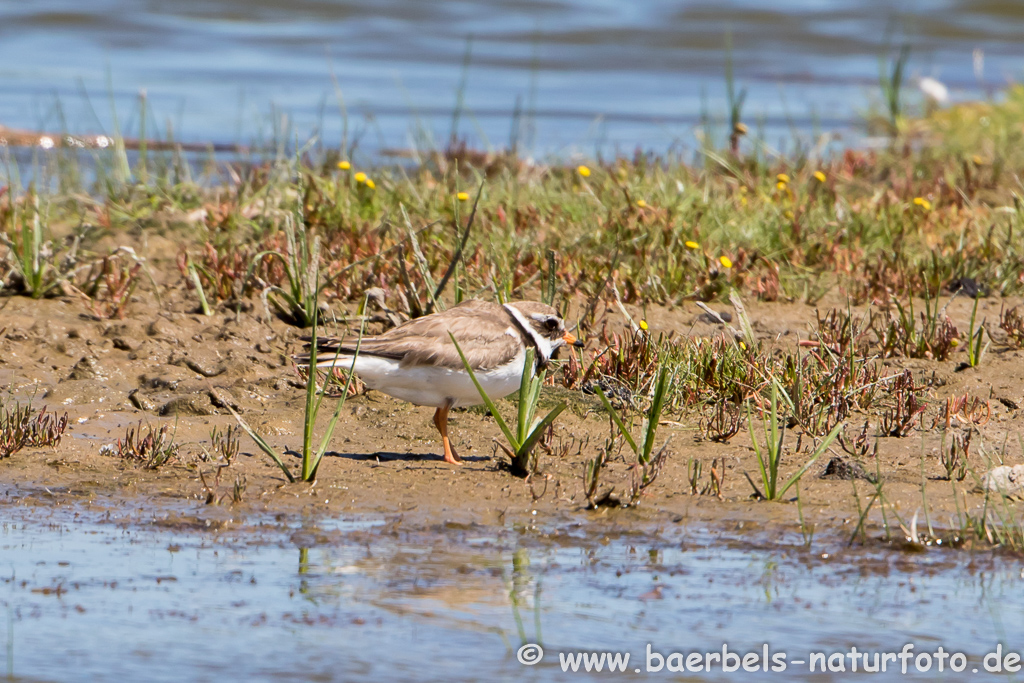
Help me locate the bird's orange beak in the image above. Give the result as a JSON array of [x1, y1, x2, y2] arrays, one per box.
[[563, 331, 584, 348]]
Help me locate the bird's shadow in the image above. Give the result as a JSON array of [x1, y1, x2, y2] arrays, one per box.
[[282, 449, 489, 464]]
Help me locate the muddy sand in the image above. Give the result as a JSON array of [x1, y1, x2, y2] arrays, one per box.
[[3, 270, 1023, 544]]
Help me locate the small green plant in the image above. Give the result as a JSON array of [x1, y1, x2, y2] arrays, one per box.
[[0, 403, 69, 458], [452, 338, 566, 477], [999, 305, 1024, 347], [700, 401, 741, 442], [104, 421, 179, 469], [181, 253, 213, 316], [207, 424, 241, 464], [594, 367, 672, 506], [724, 31, 748, 155], [879, 43, 911, 134], [595, 368, 670, 462], [248, 215, 321, 327], [881, 291, 959, 361], [223, 250, 365, 482], [0, 186, 80, 298], [847, 462, 892, 547], [72, 250, 144, 320], [199, 466, 247, 506], [225, 303, 363, 483], [744, 385, 842, 501], [583, 447, 611, 508], [687, 457, 703, 494], [879, 369, 926, 437], [958, 471, 1024, 551], [939, 431, 971, 481], [965, 296, 988, 367]]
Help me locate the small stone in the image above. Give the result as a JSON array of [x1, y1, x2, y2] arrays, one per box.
[[581, 379, 631, 408], [997, 397, 1020, 411], [698, 310, 733, 324], [819, 456, 876, 483], [978, 465, 1024, 499], [184, 358, 225, 377], [67, 356, 105, 381], [104, 322, 140, 339], [43, 380, 124, 406], [128, 389, 157, 412], [159, 395, 215, 417], [146, 319, 172, 337], [29, 320, 57, 342], [142, 364, 202, 389], [947, 277, 989, 299], [207, 388, 241, 413]]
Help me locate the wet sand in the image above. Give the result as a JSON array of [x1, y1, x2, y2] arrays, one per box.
[[2, 275, 1022, 540]]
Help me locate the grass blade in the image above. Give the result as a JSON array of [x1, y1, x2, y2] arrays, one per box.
[[777, 421, 843, 499], [639, 368, 670, 464], [301, 302, 320, 480], [746, 401, 770, 498], [594, 386, 638, 454], [217, 394, 296, 483], [517, 348, 535, 446], [426, 181, 483, 314], [517, 403, 566, 457], [311, 312, 367, 477], [450, 332, 518, 450]]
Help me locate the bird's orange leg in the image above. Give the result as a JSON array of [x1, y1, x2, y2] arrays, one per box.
[[433, 402, 461, 465]]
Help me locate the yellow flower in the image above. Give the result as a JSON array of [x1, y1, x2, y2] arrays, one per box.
[[337, 160, 351, 170], [719, 255, 733, 269], [639, 320, 649, 331], [813, 171, 826, 183], [457, 191, 469, 201], [913, 197, 932, 211], [739, 341, 747, 351], [354, 172, 367, 184], [776, 181, 787, 190], [685, 240, 700, 250], [636, 199, 647, 208], [364, 178, 376, 190], [577, 165, 591, 178], [776, 173, 791, 184]]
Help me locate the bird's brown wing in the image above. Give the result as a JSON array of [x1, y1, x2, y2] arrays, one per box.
[[312, 300, 524, 371]]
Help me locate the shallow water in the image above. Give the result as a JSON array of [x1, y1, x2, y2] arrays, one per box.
[[4, 505, 1024, 681], [0, 1, 1022, 156]]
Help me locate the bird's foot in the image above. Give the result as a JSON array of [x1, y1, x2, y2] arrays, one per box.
[[442, 438, 462, 465]]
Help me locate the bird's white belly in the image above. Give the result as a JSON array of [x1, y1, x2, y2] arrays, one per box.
[[336, 348, 528, 408]]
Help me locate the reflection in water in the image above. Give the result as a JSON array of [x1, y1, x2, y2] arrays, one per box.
[[3, 510, 1024, 681], [507, 546, 542, 649]]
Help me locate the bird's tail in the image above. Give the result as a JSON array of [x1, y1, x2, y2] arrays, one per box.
[[292, 337, 361, 370], [292, 351, 361, 370]]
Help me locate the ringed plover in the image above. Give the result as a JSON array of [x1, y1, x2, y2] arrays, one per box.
[[297, 299, 581, 464]]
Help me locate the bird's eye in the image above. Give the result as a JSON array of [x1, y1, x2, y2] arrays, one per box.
[[545, 318, 558, 331]]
